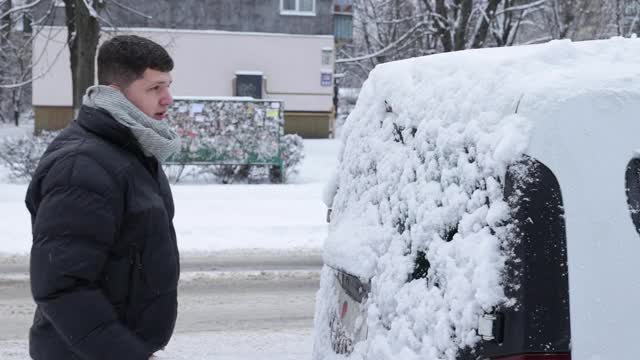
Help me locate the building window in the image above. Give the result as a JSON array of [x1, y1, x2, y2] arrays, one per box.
[[334, 14, 353, 41], [281, 0, 315, 16], [322, 49, 333, 66], [334, 0, 353, 13], [235, 71, 264, 99]]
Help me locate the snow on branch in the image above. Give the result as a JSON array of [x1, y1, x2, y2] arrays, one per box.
[[496, 0, 547, 16], [375, 14, 424, 25], [336, 20, 429, 64], [79, 0, 116, 28], [0, 31, 68, 89], [521, 35, 553, 45], [110, 0, 153, 20], [0, 0, 42, 20], [81, 0, 98, 18]]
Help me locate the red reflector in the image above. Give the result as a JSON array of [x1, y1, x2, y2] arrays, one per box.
[[494, 354, 570, 360], [340, 301, 348, 320]]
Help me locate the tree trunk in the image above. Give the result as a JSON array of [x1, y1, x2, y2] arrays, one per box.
[[0, 0, 13, 40], [616, 0, 622, 36], [0, 0, 11, 124], [472, 0, 502, 48], [12, 57, 26, 126], [63, 0, 102, 113], [0, 0, 11, 43], [12, 87, 20, 126], [454, 0, 472, 50], [62, 0, 77, 112], [435, 0, 453, 52]]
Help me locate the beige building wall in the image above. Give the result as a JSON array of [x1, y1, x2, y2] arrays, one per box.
[[32, 27, 335, 137], [284, 112, 335, 138]]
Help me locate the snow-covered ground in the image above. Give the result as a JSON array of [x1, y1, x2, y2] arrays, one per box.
[[0, 120, 32, 139], [0, 124, 339, 255], [0, 330, 312, 360], [0, 121, 339, 359]]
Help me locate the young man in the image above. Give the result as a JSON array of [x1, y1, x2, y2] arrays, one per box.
[[25, 35, 181, 360]]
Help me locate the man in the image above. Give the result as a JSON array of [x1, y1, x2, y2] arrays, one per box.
[[25, 35, 181, 360]]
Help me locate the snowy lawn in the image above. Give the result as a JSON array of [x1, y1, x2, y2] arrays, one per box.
[[0, 132, 338, 255], [0, 329, 313, 360]]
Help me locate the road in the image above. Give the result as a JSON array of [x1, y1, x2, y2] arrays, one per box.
[[0, 251, 322, 359]]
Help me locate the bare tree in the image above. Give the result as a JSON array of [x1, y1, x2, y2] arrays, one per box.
[[420, 0, 547, 50], [62, 0, 104, 113], [0, 0, 10, 124], [337, 0, 547, 86], [61, 0, 155, 112], [336, 0, 432, 80], [536, 0, 617, 40], [491, 0, 547, 46], [612, 0, 640, 37], [1, 0, 153, 126], [422, 0, 501, 51], [0, 0, 46, 125]]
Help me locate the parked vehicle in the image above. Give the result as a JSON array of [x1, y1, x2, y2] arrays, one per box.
[[314, 38, 640, 360]]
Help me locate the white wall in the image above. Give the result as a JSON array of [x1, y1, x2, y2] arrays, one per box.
[[32, 27, 335, 112]]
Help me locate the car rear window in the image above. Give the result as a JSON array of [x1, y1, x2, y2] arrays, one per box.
[[625, 158, 640, 234]]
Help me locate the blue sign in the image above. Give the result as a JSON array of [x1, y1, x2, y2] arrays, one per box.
[[321, 72, 333, 87]]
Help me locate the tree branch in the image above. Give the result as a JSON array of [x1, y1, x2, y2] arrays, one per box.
[[495, 0, 547, 16], [110, 0, 152, 20], [521, 35, 553, 44], [454, 0, 473, 50], [471, 0, 501, 48], [434, 0, 453, 52], [0, 0, 41, 20], [0, 30, 68, 89], [336, 20, 428, 63], [81, 0, 98, 18]]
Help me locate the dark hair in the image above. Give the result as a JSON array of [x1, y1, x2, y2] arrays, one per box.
[[97, 35, 174, 87]]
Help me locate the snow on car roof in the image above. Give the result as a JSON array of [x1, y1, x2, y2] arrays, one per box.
[[318, 38, 640, 360]]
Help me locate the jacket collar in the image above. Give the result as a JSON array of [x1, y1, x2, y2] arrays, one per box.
[[75, 105, 146, 159], [76, 106, 160, 177]]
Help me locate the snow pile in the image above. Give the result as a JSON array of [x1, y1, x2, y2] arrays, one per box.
[[315, 38, 640, 359], [281, 133, 305, 179]]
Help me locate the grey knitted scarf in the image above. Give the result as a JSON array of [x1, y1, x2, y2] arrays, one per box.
[[82, 85, 181, 163]]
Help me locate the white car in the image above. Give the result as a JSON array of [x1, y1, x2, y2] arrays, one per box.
[[314, 38, 640, 360]]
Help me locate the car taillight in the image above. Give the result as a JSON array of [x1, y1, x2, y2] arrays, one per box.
[[493, 354, 571, 360]]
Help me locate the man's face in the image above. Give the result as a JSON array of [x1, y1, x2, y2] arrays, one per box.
[[121, 69, 173, 120]]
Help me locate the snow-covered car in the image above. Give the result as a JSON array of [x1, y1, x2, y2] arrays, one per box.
[[314, 38, 640, 360]]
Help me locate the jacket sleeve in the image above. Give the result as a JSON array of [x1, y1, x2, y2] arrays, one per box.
[[29, 155, 150, 360]]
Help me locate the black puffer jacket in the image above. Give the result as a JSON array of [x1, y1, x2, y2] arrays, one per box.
[[25, 106, 180, 360]]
